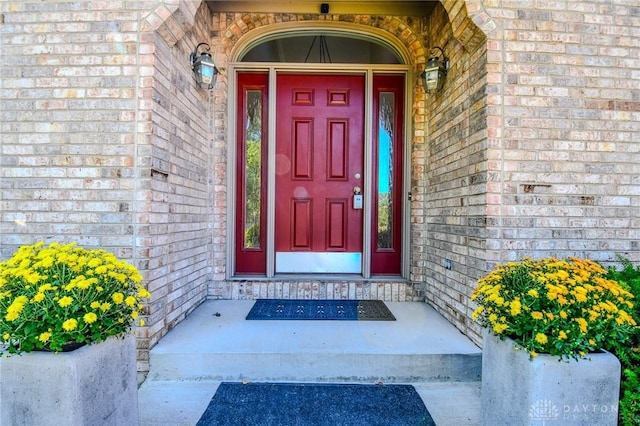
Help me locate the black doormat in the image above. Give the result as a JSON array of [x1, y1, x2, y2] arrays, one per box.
[[246, 299, 396, 321], [196, 382, 435, 426]]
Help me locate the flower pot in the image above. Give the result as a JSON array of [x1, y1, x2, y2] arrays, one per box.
[[481, 329, 620, 425], [0, 334, 138, 426]]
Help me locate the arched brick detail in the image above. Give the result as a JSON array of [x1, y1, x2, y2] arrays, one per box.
[[440, 0, 495, 51], [141, 0, 201, 46], [141, 1, 495, 59], [220, 3, 494, 64]]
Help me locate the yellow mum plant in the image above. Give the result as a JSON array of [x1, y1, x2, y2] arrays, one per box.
[[472, 257, 637, 360], [0, 242, 150, 355]]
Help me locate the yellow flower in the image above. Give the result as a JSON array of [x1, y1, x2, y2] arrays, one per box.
[[111, 272, 127, 283], [5, 311, 19, 321], [545, 312, 554, 320], [2, 333, 10, 340], [125, 296, 136, 307], [32, 293, 45, 303], [621, 310, 636, 326], [131, 311, 138, 319], [100, 302, 112, 312], [531, 311, 543, 320], [25, 273, 41, 284], [38, 283, 54, 292], [90, 301, 101, 309], [535, 333, 548, 345], [492, 323, 508, 334], [58, 296, 73, 308], [13, 295, 28, 305], [576, 318, 588, 333], [76, 279, 91, 290], [112, 293, 124, 304], [62, 318, 78, 331], [472, 306, 484, 320], [83, 312, 98, 324], [38, 332, 52, 343], [40, 256, 54, 268], [5, 296, 28, 321], [510, 299, 522, 316], [574, 292, 587, 303], [558, 330, 568, 340], [527, 289, 539, 298], [559, 310, 568, 319]]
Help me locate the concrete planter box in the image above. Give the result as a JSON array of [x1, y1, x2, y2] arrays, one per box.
[[481, 329, 620, 426], [0, 334, 138, 426]]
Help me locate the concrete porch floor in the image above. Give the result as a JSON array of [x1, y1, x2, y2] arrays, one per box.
[[138, 300, 482, 425]]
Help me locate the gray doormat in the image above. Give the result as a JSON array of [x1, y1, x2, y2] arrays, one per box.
[[196, 382, 435, 426], [246, 299, 396, 321]]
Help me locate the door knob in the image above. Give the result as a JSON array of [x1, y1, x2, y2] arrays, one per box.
[[353, 186, 361, 194]]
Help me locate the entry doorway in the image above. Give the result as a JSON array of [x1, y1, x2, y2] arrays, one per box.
[[275, 74, 365, 273], [234, 70, 405, 277]]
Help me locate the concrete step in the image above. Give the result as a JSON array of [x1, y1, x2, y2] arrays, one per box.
[[146, 300, 482, 383]]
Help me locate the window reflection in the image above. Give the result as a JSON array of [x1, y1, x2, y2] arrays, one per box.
[[244, 90, 262, 249], [377, 93, 394, 249]]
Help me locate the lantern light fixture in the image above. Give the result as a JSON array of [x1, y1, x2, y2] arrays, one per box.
[[421, 47, 449, 94], [190, 42, 218, 90]]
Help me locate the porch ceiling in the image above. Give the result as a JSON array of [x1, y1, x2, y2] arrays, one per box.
[[206, 1, 437, 16]]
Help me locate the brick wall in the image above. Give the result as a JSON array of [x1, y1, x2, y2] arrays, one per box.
[[1, 1, 152, 371], [481, 1, 640, 266], [0, 2, 144, 257], [427, 0, 640, 345], [138, 3, 214, 371], [418, 1, 489, 341], [0, 0, 216, 372]]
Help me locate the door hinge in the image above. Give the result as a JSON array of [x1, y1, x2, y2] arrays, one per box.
[[408, 192, 412, 201]]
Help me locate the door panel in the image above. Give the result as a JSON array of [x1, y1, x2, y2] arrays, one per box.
[[293, 119, 313, 179], [276, 74, 364, 273], [291, 198, 312, 249], [235, 73, 268, 274], [327, 120, 348, 179], [371, 74, 404, 275], [326, 199, 347, 249]]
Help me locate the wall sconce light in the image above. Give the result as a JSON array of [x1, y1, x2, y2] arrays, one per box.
[[421, 47, 449, 94], [190, 42, 218, 90]]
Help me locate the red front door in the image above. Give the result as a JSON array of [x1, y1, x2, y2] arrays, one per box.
[[275, 74, 364, 273]]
